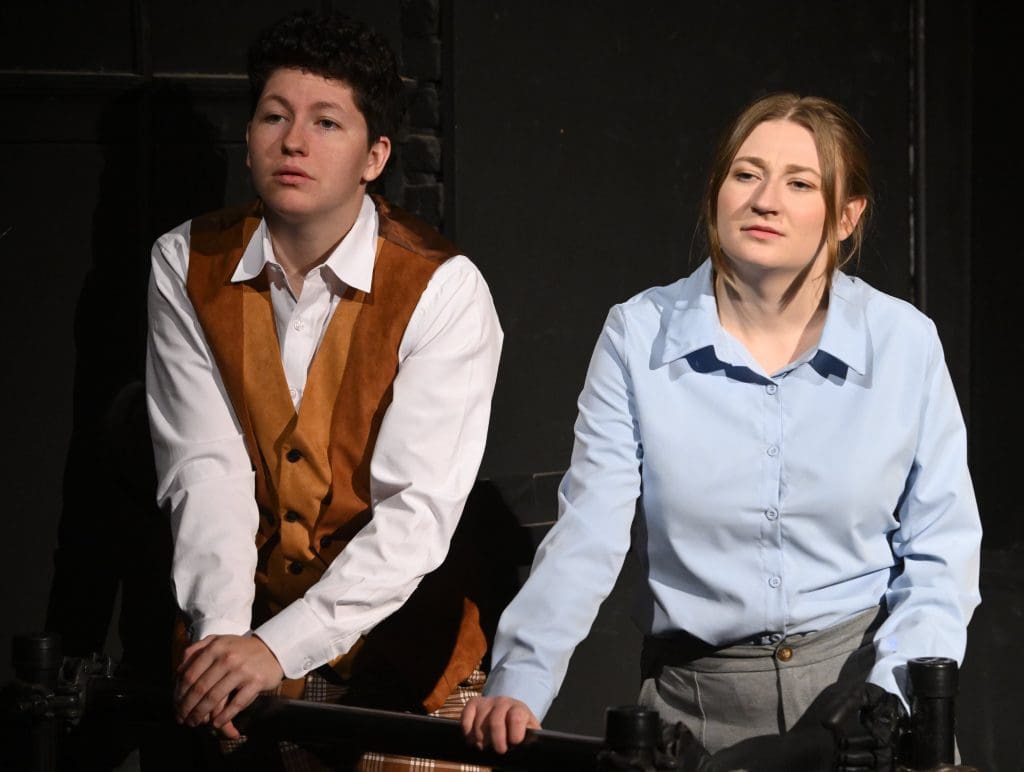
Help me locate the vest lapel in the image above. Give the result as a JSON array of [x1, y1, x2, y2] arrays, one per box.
[[241, 276, 297, 489]]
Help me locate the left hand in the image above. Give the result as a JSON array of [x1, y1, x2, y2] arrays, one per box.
[[175, 634, 285, 739], [820, 682, 906, 771]]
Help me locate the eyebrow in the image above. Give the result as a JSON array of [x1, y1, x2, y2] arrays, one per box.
[[732, 156, 821, 178], [259, 94, 348, 113]]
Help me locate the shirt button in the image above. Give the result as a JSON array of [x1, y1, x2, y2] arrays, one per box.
[[289, 387, 298, 400], [766, 445, 779, 457], [768, 576, 781, 588], [293, 319, 306, 331], [286, 448, 303, 462], [769, 633, 783, 644], [302, 658, 314, 671], [288, 561, 304, 575], [766, 384, 778, 395], [765, 508, 779, 521], [776, 646, 794, 662], [284, 510, 300, 522]]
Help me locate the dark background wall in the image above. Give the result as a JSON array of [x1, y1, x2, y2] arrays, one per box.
[[0, 0, 1019, 768]]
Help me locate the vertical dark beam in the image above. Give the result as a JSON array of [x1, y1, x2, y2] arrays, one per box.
[[916, 0, 973, 427], [133, 0, 152, 264], [910, 0, 926, 311], [132, 0, 152, 79], [439, 0, 455, 241]]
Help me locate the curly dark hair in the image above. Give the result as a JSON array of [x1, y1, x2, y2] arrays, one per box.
[[247, 9, 405, 147]]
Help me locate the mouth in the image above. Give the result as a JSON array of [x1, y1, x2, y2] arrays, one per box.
[[273, 167, 312, 181], [742, 225, 782, 237]]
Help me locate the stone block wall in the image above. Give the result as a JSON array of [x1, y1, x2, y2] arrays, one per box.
[[377, 0, 446, 230]]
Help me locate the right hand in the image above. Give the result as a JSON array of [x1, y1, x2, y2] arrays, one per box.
[[460, 695, 541, 754], [175, 634, 285, 740]]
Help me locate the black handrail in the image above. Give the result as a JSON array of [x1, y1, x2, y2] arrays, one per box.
[[3, 632, 980, 772], [236, 695, 604, 770]]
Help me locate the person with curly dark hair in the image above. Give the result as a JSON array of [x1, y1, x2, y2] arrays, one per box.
[[146, 9, 503, 770]]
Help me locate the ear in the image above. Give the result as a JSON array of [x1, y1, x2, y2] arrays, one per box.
[[245, 122, 252, 170], [839, 196, 867, 240], [361, 136, 392, 184]]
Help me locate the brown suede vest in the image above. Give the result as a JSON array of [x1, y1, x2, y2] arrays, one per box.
[[183, 196, 487, 712]]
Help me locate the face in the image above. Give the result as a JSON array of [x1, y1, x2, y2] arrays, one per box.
[[716, 119, 832, 280], [246, 67, 390, 226]]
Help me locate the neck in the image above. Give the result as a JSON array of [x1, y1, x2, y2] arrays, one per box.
[[715, 263, 829, 374], [264, 198, 364, 292]]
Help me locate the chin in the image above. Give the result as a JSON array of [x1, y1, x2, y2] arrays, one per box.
[[257, 191, 318, 219]]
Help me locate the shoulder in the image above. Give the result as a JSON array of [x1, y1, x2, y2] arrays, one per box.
[[414, 254, 501, 330], [837, 273, 939, 344], [834, 274, 945, 376], [150, 200, 261, 277], [373, 195, 459, 263], [150, 218, 193, 280], [606, 267, 703, 335]]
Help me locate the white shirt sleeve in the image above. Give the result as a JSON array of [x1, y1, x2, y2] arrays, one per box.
[[145, 223, 260, 641], [148, 234, 503, 677]]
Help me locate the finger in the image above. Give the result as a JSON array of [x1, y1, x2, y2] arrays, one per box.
[[485, 706, 511, 754], [461, 698, 481, 739], [506, 706, 540, 746], [183, 677, 236, 728], [176, 646, 221, 704], [212, 682, 261, 731], [218, 719, 241, 741], [176, 668, 219, 722], [470, 701, 494, 750], [178, 637, 217, 674]]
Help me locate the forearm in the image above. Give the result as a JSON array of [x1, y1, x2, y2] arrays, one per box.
[[870, 334, 982, 701], [147, 226, 262, 638]]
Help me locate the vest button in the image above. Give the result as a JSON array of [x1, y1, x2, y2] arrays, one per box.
[[286, 448, 303, 463], [265, 512, 276, 525], [284, 510, 300, 522], [288, 561, 303, 575], [319, 536, 332, 548], [776, 646, 794, 662]]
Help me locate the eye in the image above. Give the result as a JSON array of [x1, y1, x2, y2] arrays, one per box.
[[317, 118, 340, 130], [733, 170, 758, 182], [789, 179, 816, 191], [261, 112, 285, 124]]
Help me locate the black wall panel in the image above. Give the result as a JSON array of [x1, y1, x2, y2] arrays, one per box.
[[451, 2, 913, 481]]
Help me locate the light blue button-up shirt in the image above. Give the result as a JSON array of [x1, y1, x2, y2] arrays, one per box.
[[484, 259, 981, 718]]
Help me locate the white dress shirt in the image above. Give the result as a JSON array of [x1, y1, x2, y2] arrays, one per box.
[[146, 195, 503, 678]]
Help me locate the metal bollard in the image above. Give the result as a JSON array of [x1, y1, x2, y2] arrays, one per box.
[[599, 705, 663, 770], [907, 656, 957, 769]]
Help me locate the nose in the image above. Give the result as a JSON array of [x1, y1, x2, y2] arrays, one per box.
[[281, 121, 307, 155], [749, 179, 779, 215]]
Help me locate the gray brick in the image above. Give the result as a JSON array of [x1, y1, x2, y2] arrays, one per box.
[[404, 183, 443, 227], [407, 84, 440, 128], [402, 38, 441, 82], [400, 0, 440, 38], [402, 133, 441, 173]]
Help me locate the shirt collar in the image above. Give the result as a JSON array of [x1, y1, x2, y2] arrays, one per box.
[[659, 258, 869, 375], [230, 194, 379, 293], [818, 272, 868, 375]]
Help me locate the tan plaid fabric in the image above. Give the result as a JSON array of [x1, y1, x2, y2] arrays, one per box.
[[221, 667, 490, 771]]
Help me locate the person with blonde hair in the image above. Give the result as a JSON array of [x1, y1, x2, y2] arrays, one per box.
[[462, 93, 980, 766]]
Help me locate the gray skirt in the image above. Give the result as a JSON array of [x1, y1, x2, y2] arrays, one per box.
[[637, 606, 885, 755]]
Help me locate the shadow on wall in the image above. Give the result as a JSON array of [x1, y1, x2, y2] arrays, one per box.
[[40, 80, 227, 770]]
